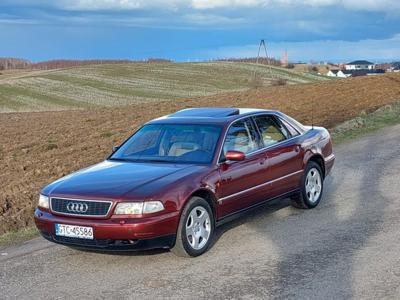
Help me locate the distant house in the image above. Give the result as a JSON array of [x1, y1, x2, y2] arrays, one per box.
[[337, 69, 385, 78], [327, 70, 339, 77], [345, 60, 375, 70], [366, 69, 385, 76], [337, 70, 354, 78], [388, 62, 400, 72]]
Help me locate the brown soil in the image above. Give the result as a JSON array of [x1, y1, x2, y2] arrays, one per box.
[[1, 73, 400, 234]]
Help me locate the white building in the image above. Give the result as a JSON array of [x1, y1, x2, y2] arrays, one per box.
[[337, 70, 353, 78], [327, 70, 339, 77], [345, 60, 375, 70]]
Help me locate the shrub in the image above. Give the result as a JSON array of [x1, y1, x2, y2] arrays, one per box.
[[248, 75, 264, 89], [45, 143, 58, 151], [271, 78, 287, 86]]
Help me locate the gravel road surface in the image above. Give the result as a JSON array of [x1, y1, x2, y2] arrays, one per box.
[[1, 124, 400, 299]]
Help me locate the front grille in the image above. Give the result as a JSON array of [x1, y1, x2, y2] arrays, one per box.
[[50, 198, 112, 217]]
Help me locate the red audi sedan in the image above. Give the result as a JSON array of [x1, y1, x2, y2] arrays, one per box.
[[34, 108, 335, 257]]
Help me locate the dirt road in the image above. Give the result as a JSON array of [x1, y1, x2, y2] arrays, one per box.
[[1, 124, 400, 299]]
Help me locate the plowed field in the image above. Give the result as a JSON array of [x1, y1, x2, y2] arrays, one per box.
[[1, 73, 399, 234]]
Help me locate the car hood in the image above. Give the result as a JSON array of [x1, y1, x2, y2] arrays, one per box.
[[42, 160, 206, 200]]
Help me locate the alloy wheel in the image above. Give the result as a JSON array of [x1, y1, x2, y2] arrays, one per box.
[[305, 167, 322, 203], [185, 206, 211, 250]]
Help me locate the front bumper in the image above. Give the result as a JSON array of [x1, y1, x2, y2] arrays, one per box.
[[39, 231, 176, 251], [34, 208, 179, 251]]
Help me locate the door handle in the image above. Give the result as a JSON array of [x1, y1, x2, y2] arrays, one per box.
[[259, 156, 267, 165], [295, 145, 300, 153], [222, 176, 232, 183]]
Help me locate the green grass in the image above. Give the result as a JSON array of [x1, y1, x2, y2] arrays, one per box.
[[0, 62, 328, 112], [0, 227, 38, 248], [331, 102, 400, 144]]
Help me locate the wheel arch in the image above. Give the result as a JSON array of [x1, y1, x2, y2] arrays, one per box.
[[306, 154, 326, 178], [187, 188, 218, 222]]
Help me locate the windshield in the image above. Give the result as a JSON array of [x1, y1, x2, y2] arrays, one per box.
[[110, 124, 222, 164]]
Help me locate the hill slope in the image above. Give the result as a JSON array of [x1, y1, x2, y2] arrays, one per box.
[[0, 62, 327, 112]]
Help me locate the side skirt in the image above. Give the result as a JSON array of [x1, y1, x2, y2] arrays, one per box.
[[215, 189, 300, 227]]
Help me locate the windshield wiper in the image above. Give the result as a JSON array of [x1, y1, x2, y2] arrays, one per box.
[[140, 159, 171, 163], [108, 157, 136, 162]]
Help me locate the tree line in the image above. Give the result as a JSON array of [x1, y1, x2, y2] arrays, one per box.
[[0, 58, 172, 71]]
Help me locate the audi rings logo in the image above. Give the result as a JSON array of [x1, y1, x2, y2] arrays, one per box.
[[66, 202, 89, 213]]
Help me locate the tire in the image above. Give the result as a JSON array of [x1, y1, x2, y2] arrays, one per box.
[[171, 196, 214, 257], [291, 161, 324, 209]]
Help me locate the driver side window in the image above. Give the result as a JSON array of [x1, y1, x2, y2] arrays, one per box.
[[222, 118, 258, 156]]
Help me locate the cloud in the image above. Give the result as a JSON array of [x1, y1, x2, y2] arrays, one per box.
[[203, 33, 400, 62], [4, 0, 399, 13], [57, 0, 187, 11], [191, 0, 400, 13], [0, 0, 398, 63], [182, 13, 245, 26], [191, 0, 263, 9]]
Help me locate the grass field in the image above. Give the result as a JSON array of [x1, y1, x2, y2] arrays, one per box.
[[0, 62, 327, 112]]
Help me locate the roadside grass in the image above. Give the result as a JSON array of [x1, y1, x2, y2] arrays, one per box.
[[331, 102, 400, 144], [0, 226, 38, 248], [0, 102, 398, 248]]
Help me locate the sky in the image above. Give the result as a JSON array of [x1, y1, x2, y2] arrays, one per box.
[[0, 0, 399, 63]]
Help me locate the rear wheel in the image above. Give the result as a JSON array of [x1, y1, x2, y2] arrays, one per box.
[[291, 161, 324, 209], [171, 197, 214, 257]]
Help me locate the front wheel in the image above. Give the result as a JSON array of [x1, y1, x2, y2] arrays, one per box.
[[171, 197, 214, 257], [291, 161, 324, 209]]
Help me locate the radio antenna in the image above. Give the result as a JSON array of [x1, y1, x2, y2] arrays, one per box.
[[311, 97, 314, 129]]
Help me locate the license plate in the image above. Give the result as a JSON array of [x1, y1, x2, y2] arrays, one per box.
[[55, 224, 94, 240]]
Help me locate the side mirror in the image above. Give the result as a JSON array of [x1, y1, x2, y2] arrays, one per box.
[[112, 146, 120, 153], [225, 151, 246, 162]]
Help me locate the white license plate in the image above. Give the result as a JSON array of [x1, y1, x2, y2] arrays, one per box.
[[55, 224, 94, 240]]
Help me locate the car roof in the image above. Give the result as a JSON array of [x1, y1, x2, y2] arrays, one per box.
[[147, 107, 280, 125]]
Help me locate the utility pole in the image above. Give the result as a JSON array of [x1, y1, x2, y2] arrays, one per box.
[[253, 39, 272, 79]]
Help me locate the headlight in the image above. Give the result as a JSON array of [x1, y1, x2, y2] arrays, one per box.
[[114, 202, 143, 215], [38, 194, 49, 209], [114, 201, 164, 215], [143, 201, 164, 214]]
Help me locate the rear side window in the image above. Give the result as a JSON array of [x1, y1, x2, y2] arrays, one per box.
[[280, 118, 300, 137], [222, 118, 259, 156], [253, 115, 288, 147]]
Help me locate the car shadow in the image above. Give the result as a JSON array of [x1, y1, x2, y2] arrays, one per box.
[[209, 196, 293, 250], [70, 197, 292, 257]]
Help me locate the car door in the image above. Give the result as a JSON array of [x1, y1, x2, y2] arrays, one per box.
[[217, 117, 268, 217], [253, 114, 304, 198]]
